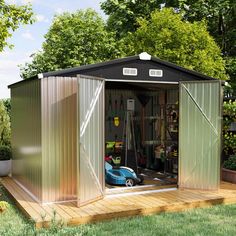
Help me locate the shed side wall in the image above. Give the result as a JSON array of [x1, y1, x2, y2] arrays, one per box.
[[11, 80, 42, 200], [41, 76, 77, 203]]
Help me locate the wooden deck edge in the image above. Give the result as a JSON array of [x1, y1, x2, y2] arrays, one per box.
[[1, 180, 33, 220], [35, 196, 236, 228], [63, 196, 236, 227], [2, 176, 236, 229], [1, 178, 45, 225]]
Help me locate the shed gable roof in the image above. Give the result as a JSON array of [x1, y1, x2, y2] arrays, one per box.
[[8, 53, 216, 88], [40, 53, 216, 81]]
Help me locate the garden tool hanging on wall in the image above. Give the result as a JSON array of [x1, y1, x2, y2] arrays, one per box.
[[120, 94, 125, 121], [121, 99, 139, 174], [113, 94, 124, 128], [114, 99, 118, 114], [159, 91, 166, 145], [108, 93, 113, 132], [137, 93, 151, 147], [108, 93, 112, 111], [114, 117, 120, 127], [120, 94, 124, 110], [113, 98, 119, 127]]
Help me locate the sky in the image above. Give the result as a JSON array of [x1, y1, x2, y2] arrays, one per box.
[[0, 0, 104, 99]]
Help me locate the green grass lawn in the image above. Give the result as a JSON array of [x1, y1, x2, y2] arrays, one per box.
[[1, 183, 236, 236]]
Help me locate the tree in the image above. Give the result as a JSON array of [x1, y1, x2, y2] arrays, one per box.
[[0, 0, 34, 52], [21, 8, 227, 81], [176, 0, 236, 56], [21, 9, 123, 79], [101, 0, 162, 38], [175, 0, 236, 92], [0, 100, 11, 147], [124, 8, 227, 80], [225, 57, 236, 96], [101, 0, 236, 56], [2, 99, 11, 119]]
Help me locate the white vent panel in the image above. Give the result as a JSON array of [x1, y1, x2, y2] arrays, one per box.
[[123, 68, 138, 76], [149, 69, 163, 77]]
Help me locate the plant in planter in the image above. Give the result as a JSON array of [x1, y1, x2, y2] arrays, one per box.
[[222, 100, 236, 183], [222, 155, 236, 183], [222, 100, 236, 157], [223, 155, 236, 170], [0, 145, 12, 177], [0, 100, 11, 147]]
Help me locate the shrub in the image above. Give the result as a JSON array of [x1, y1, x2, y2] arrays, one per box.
[[223, 155, 236, 171], [2, 99, 11, 119], [223, 100, 236, 154], [0, 100, 11, 146], [0, 146, 12, 161]]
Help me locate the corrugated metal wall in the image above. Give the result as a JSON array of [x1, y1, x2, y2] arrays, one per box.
[[78, 75, 105, 206], [179, 81, 222, 190], [10, 75, 221, 203], [11, 80, 42, 200], [41, 76, 77, 202]]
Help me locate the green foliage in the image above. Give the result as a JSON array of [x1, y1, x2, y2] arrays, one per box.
[[101, 0, 235, 88], [101, 0, 236, 56], [174, 0, 236, 94], [101, 0, 163, 38], [225, 57, 236, 96], [124, 8, 227, 80], [0, 184, 36, 235], [223, 100, 236, 154], [2, 99, 11, 119], [223, 155, 236, 171], [0, 100, 10, 147], [223, 100, 236, 120], [0, 145, 12, 160], [0, 0, 34, 52], [20, 7, 228, 81], [175, 0, 236, 56], [224, 132, 236, 154], [21, 9, 123, 79], [46, 209, 65, 233]]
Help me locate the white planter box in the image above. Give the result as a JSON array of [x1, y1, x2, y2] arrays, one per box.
[[0, 160, 11, 177]]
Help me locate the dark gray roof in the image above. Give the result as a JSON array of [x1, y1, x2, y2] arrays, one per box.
[[42, 55, 216, 80], [8, 53, 217, 88]]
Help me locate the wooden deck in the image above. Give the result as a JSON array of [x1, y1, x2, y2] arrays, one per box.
[[2, 177, 236, 228]]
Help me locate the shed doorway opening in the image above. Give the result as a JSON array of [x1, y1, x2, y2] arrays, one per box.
[[104, 82, 179, 192]]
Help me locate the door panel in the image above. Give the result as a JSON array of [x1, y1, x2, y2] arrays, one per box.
[[179, 81, 222, 190], [78, 75, 105, 206]]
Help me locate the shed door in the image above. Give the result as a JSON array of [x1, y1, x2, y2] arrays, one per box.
[[179, 81, 222, 190], [77, 75, 105, 206]]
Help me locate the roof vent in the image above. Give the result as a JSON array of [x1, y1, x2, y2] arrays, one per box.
[[149, 69, 163, 77], [139, 52, 151, 60], [38, 73, 44, 79], [123, 68, 138, 76]]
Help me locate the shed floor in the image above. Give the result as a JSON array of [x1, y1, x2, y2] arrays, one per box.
[[1, 177, 236, 229]]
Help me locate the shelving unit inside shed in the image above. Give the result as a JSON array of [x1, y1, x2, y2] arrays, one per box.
[[104, 82, 179, 189]]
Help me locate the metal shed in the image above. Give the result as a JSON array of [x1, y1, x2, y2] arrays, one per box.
[[8, 52, 222, 206]]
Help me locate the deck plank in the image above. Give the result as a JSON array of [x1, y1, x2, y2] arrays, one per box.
[[1, 178, 41, 221], [3, 178, 57, 223], [1, 176, 236, 228]]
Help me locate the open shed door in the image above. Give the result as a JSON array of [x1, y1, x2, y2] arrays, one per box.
[[179, 81, 222, 190], [77, 75, 105, 207]]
